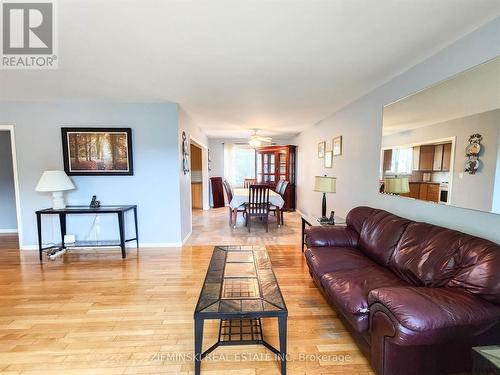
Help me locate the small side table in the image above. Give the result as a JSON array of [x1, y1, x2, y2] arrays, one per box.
[[35, 205, 138, 262], [473, 346, 500, 374], [301, 215, 346, 252]]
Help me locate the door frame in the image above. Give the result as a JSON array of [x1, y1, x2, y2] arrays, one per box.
[[0, 125, 23, 248], [190, 136, 210, 211]]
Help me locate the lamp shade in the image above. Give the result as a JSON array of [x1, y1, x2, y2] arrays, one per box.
[[36, 170, 75, 192], [384, 177, 410, 194], [314, 176, 336, 193]]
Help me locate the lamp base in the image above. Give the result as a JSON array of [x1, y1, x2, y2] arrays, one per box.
[[52, 191, 66, 210]]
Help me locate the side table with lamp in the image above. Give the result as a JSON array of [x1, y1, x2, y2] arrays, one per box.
[[301, 175, 346, 252]]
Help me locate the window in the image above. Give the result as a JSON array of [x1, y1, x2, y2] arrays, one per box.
[[223, 144, 255, 187], [388, 148, 413, 175]]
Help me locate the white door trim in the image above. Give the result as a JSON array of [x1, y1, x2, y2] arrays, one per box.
[[0, 125, 23, 248]]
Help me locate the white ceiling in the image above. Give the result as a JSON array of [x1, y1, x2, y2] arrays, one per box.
[[383, 56, 500, 135], [1, 0, 499, 139]]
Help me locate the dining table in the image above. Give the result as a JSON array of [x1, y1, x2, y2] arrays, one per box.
[[229, 188, 285, 210]]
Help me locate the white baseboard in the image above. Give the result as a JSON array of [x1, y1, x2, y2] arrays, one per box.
[[20, 242, 183, 250], [0, 229, 17, 234]]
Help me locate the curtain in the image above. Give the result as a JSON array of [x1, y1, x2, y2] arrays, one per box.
[[223, 143, 256, 188]]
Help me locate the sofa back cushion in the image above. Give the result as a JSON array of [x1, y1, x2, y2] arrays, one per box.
[[357, 209, 411, 266], [346, 206, 376, 233], [389, 223, 465, 287], [447, 236, 500, 306]]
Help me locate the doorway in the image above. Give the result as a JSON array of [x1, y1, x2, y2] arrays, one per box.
[[0, 126, 22, 249], [190, 143, 203, 210]]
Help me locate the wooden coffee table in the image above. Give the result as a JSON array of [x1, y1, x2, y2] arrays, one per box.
[[194, 245, 288, 374]]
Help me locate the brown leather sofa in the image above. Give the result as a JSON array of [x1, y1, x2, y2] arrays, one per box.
[[304, 206, 500, 375]]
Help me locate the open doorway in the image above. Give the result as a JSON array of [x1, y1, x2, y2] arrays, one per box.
[[190, 143, 203, 210], [0, 126, 22, 250]]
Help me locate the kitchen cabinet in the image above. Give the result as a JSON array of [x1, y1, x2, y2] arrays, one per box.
[[442, 143, 452, 171], [419, 145, 435, 171], [433, 144, 444, 171], [256, 145, 296, 210], [401, 183, 420, 199], [427, 184, 439, 202], [401, 182, 439, 202]]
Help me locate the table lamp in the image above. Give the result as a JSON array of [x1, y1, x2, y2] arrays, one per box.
[[384, 177, 410, 195], [314, 175, 336, 221], [35, 170, 75, 209]]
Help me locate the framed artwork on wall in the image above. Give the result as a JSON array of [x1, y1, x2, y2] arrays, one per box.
[[333, 136, 342, 156], [324, 151, 333, 168], [61, 127, 134, 176], [318, 141, 326, 158]]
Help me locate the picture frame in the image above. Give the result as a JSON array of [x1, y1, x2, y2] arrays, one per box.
[[324, 151, 333, 168], [318, 141, 326, 158], [61, 127, 134, 176], [333, 136, 342, 156]]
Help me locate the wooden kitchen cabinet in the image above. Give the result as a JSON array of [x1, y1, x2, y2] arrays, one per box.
[[427, 184, 440, 202], [401, 183, 420, 199], [433, 144, 444, 171], [419, 145, 435, 171], [442, 143, 452, 171]]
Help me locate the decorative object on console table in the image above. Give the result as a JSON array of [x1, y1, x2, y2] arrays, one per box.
[[61, 127, 133, 176], [181, 131, 190, 175], [89, 195, 101, 208], [383, 177, 410, 195], [255, 145, 296, 211], [314, 175, 336, 222], [35, 170, 75, 210], [332, 136, 342, 156], [324, 151, 333, 168], [318, 141, 325, 158], [465, 133, 482, 175]]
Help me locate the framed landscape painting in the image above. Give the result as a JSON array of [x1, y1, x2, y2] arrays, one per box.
[[61, 128, 134, 176]]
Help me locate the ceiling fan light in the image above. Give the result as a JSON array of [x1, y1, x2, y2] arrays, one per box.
[[249, 138, 261, 147]]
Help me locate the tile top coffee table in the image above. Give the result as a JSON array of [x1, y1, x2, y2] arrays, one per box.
[[194, 245, 288, 374]]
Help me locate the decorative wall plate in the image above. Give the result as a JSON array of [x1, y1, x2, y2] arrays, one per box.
[[466, 142, 481, 156]]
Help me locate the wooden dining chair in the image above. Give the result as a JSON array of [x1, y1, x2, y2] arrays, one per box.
[[244, 178, 257, 188], [275, 180, 284, 194], [223, 180, 246, 228], [246, 185, 270, 232]]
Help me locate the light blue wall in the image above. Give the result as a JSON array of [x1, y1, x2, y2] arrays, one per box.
[[295, 17, 500, 243], [0, 101, 182, 248], [0, 131, 17, 230]]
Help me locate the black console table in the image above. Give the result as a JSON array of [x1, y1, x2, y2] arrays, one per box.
[[35, 205, 138, 261]]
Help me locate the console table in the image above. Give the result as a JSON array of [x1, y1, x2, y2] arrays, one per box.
[[35, 205, 138, 262]]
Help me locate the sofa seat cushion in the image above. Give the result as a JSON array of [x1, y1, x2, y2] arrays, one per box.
[[368, 287, 500, 333], [304, 246, 377, 281], [321, 266, 407, 322]]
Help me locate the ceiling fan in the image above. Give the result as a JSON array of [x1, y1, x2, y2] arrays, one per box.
[[248, 130, 272, 148]]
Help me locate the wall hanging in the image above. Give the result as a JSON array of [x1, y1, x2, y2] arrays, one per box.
[[182, 131, 190, 175], [464, 133, 482, 175]]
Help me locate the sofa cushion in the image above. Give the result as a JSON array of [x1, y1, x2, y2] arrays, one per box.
[[368, 287, 500, 332], [346, 206, 377, 233], [389, 222, 465, 287], [358, 210, 411, 266], [321, 266, 408, 318], [304, 246, 376, 282], [305, 226, 359, 248]]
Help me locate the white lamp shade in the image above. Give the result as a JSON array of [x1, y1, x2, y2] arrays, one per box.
[[314, 176, 336, 193], [36, 170, 75, 192], [384, 177, 410, 194]]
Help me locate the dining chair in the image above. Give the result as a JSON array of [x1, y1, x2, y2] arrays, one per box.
[[223, 180, 246, 228], [275, 179, 284, 194], [246, 185, 270, 232], [244, 178, 257, 188]]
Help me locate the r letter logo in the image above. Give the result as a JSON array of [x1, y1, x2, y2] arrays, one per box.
[[1, 0, 58, 69]]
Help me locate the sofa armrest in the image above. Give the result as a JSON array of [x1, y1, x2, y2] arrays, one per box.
[[305, 226, 359, 248], [368, 286, 500, 346]]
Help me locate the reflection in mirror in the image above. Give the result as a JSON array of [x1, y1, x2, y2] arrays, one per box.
[[380, 57, 500, 214]]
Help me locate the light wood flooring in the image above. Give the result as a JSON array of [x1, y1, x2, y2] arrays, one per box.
[[0, 210, 374, 375]]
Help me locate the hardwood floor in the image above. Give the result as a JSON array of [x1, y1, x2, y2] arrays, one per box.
[[0, 216, 374, 374]]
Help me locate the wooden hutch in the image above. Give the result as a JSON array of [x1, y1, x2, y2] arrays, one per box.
[[255, 145, 296, 210]]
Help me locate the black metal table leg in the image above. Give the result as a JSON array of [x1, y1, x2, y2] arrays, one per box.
[[133, 206, 139, 248], [278, 316, 287, 375], [194, 318, 204, 375], [59, 213, 67, 248], [117, 212, 126, 258], [301, 217, 306, 252], [37, 213, 42, 261]]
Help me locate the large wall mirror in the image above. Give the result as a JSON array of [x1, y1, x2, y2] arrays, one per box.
[[380, 56, 500, 214]]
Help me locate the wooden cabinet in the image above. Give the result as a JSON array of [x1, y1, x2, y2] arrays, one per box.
[[427, 184, 439, 203], [256, 145, 296, 210], [419, 145, 435, 171], [402, 182, 439, 202], [433, 144, 444, 171], [442, 143, 452, 171], [191, 183, 202, 209], [401, 183, 420, 199]]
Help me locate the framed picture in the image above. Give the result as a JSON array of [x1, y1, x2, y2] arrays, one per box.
[[324, 151, 333, 168], [318, 141, 326, 158], [333, 136, 342, 156], [61, 127, 134, 176]]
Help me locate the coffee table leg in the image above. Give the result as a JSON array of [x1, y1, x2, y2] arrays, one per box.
[[278, 316, 287, 375], [194, 318, 204, 375]]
